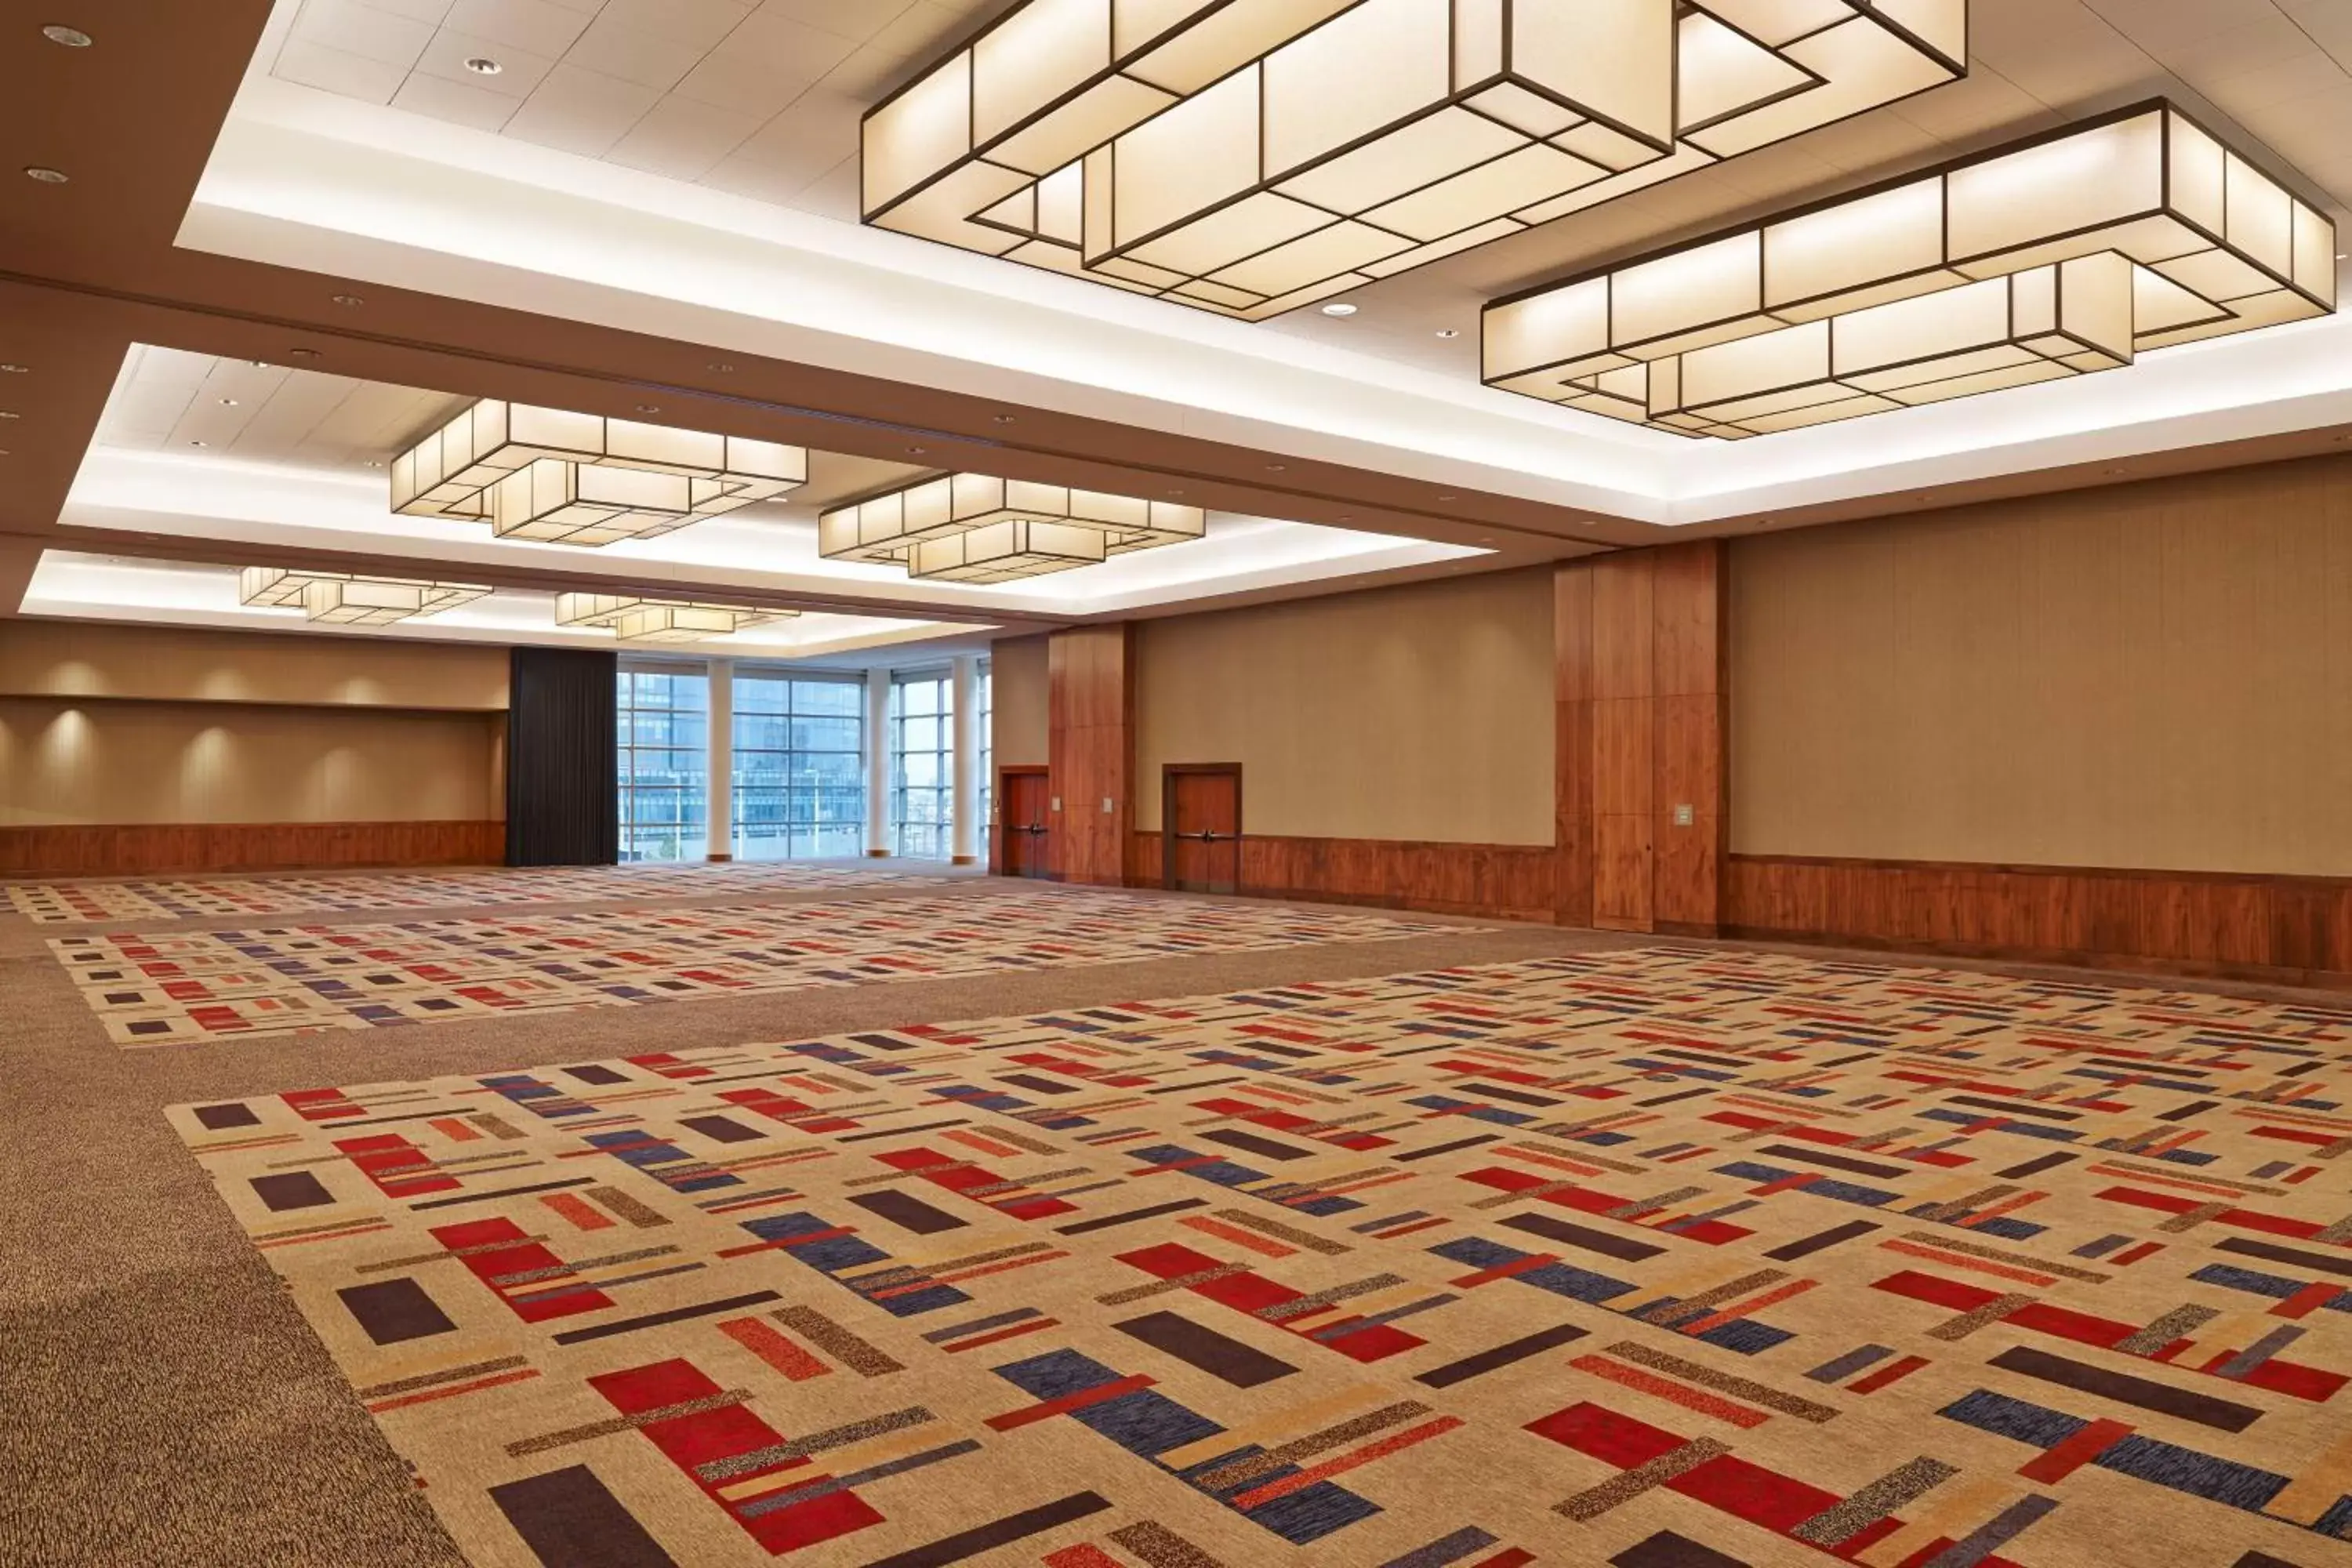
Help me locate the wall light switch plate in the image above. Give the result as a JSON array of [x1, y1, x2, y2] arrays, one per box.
[[1101, 797, 1115, 813], [1673, 804, 1695, 827], [1051, 797, 1062, 811]]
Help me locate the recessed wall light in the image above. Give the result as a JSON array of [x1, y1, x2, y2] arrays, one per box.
[[42, 24, 93, 46], [634, 403, 660, 414], [0, 412, 17, 420], [1265, 463, 1286, 472], [0, 364, 25, 374], [331, 294, 364, 307], [708, 361, 735, 372], [24, 166, 67, 183], [907, 446, 927, 455], [464, 56, 502, 74], [1320, 303, 1359, 317], [1438, 493, 1457, 501], [992, 414, 1015, 423], [287, 348, 321, 360]]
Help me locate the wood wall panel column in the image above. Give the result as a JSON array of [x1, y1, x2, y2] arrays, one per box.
[[1556, 541, 1728, 935], [1048, 623, 1135, 887]]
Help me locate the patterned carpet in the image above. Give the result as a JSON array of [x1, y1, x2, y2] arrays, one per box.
[[62, 891, 1451, 1047], [173, 946, 2352, 1567], [5, 862, 920, 925]]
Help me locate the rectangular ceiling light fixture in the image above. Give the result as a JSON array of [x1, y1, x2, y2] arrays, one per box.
[[862, 0, 1965, 320], [554, 593, 797, 644], [391, 401, 808, 546], [1483, 100, 2336, 438], [818, 473, 1205, 581], [239, 567, 490, 626]]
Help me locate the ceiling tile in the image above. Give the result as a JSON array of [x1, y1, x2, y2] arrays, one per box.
[[757, 0, 914, 44], [593, 0, 753, 53], [274, 37, 409, 102], [672, 10, 858, 116], [393, 70, 525, 131], [563, 14, 708, 92], [442, 0, 596, 56], [791, 154, 863, 222], [291, 0, 437, 67], [358, 0, 460, 22], [701, 89, 862, 201], [607, 95, 766, 181], [502, 62, 662, 157], [412, 27, 556, 96]]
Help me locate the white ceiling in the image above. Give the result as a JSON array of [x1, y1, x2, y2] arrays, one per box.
[[259, 0, 2352, 382]]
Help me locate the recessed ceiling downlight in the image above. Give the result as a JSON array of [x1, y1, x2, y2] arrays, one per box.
[[24, 166, 67, 183], [465, 56, 502, 74], [1320, 303, 1358, 318], [42, 24, 93, 46]]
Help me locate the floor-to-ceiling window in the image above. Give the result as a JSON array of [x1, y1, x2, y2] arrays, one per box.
[[889, 669, 953, 858], [978, 658, 993, 840], [732, 672, 866, 859], [617, 665, 709, 862]]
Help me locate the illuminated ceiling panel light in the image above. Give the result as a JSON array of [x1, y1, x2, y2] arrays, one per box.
[[1483, 100, 2336, 440], [817, 473, 1205, 579], [391, 401, 808, 546], [239, 567, 489, 626], [554, 593, 797, 644], [862, 0, 1966, 321]]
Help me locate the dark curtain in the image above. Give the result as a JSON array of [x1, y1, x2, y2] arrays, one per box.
[[506, 647, 618, 866]]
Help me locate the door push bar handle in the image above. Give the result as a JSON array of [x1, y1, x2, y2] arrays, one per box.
[[1176, 831, 1236, 841]]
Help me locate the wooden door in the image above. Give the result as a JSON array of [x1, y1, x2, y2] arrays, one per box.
[[1164, 767, 1240, 895], [1000, 770, 1051, 879]]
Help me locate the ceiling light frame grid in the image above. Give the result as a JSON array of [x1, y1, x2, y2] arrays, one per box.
[[862, 0, 1967, 320], [391, 401, 809, 547], [554, 593, 798, 644], [239, 566, 490, 626], [1481, 98, 2336, 439], [818, 472, 1207, 580]]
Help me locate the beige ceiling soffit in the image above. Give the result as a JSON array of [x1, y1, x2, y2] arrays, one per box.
[[1484, 100, 2337, 441], [862, 0, 1965, 321]]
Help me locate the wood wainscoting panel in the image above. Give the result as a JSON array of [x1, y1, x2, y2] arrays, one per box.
[[0, 820, 507, 877], [1727, 854, 2352, 986], [1129, 831, 1554, 922]]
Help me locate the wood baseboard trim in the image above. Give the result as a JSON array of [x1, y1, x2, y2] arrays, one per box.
[[0, 820, 506, 877], [1127, 829, 1554, 924], [1728, 853, 2352, 989]]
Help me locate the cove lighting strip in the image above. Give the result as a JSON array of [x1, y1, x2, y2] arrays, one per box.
[[240, 568, 490, 626], [819, 473, 1207, 582], [862, 0, 1966, 320], [1483, 100, 2336, 439], [554, 593, 797, 644], [392, 401, 808, 546]]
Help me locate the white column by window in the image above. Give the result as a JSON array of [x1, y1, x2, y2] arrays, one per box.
[[705, 658, 733, 862], [864, 668, 891, 857], [950, 655, 979, 866]]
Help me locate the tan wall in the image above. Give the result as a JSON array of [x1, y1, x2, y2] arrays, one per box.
[[991, 633, 1049, 768], [0, 621, 508, 709], [1136, 568, 1555, 844], [0, 697, 503, 826], [1731, 456, 2352, 876]]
